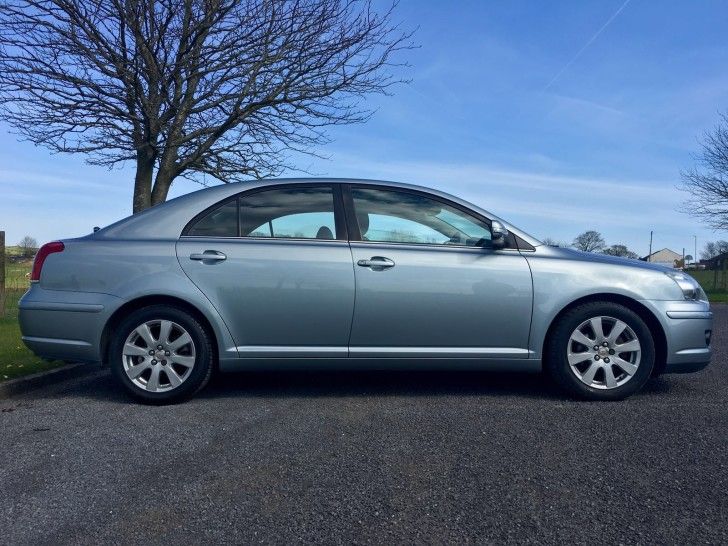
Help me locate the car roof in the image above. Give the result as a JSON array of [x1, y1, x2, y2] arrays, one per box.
[[92, 177, 542, 246]]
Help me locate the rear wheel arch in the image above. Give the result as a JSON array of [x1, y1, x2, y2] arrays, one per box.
[[542, 293, 667, 375], [101, 295, 219, 368]]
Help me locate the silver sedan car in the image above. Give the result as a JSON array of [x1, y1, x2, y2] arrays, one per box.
[[19, 178, 712, 403]]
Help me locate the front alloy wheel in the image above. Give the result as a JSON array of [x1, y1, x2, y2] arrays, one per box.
[[546, 302, 655, 400], [567, 316, 641, 390]]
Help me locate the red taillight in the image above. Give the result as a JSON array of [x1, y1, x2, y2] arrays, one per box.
[[30, 241, 65, 282]]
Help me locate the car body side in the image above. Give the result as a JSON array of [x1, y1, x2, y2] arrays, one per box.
[[18, 178, 712, 374]]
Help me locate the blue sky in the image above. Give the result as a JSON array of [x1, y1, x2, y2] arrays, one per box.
[[2, 0, 728, 257]]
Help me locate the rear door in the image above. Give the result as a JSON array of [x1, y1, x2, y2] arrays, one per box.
[[345, 185, 533, 359], [177, 184, 355, 357]]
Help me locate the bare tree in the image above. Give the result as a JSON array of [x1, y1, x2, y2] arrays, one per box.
[[17, 235, 38, 258], [681, 112, 728, 229], [700, 240, 728, 260], [701, 241, 718, 260], [0, 0, 414, 212], [541, 237, 568, 247], [572, 230, 605, 253], [602, 244, 638, 259]]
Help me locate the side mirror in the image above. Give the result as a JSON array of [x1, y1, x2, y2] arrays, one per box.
[[491, 220, 509, 248]]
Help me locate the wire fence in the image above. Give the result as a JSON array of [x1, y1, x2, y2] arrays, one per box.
[[693, 269, 728, 291], [1, 232, 32, 317], [1, 259, 31, 319]]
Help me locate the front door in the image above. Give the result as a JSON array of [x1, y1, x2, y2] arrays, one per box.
[[177, 184, 355, 358], [345, 185, 533, 359]]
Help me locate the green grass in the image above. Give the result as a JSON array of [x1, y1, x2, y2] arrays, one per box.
[[2, 258, 32, 316], [1, 261, 65, 381], [0, 315, 64, 380], [4, 245, 24, 257], [687, 269, 728, 303]]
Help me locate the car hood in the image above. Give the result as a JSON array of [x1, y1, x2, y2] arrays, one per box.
[[544, 246, 672, 273]]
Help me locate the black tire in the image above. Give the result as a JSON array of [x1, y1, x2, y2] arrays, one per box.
[[110, 305, 213, 404], [545, 302, 655, 401]]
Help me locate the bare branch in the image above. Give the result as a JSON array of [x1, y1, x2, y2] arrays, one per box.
[[681, 112, 728, 230], [0, 0, 416, 211]]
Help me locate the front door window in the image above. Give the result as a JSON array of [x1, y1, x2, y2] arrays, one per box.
[[351, 187, 491, 247]]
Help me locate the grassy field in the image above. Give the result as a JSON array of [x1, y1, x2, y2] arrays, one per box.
[[0, 314, 64, 380], [687, 269, 728, 303], [2, 255, 32, 314], [1, 258, 65, 380]]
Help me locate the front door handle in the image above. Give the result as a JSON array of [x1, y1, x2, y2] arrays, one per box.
[[189, 250, 227, 262], [357, 256, 395, 271]]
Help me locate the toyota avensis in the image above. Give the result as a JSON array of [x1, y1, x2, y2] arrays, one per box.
[[19, 179, 712, 403]]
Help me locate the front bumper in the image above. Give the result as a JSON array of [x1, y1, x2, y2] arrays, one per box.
[[644, 300, 713, 374]]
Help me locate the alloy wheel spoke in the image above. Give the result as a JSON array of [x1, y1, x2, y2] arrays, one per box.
[[590, 317, 605, 341], [146, 367, 161, 392], [614, 339, 640, 353], [611, 356, 638, 376], [158, 320, 173, 346], [568, 352, 593, 366], [603, 365, 618, 388], [127, 360, 150, 380], [607, 320, 628, 344], [168, 332, 192, 351], [570, 329, 594, 348], [581, 362, 600, 385], [123, 343, 149, 357], [164, 367, 183, 388], [135, 323, 156, 347], [171, 355, 195, 368]]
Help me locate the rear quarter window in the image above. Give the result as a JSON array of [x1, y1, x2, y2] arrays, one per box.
[[187, 200, 238, 237]]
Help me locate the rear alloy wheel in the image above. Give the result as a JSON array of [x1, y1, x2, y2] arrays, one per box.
[[122, 319, 196, 393], [546, 302, 655, 400], [111, 305, 213, 403]]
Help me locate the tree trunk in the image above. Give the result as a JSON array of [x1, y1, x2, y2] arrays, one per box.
[[133, 147, 155, 213], [0, 230, 5, 317], [151, 166, 175, 207]]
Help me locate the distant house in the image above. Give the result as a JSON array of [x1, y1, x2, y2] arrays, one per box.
[[700, 252, 728, 270], [640, 248, 681, 268]]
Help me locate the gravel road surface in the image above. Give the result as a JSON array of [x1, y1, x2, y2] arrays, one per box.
[[1, 308, 726, 544]]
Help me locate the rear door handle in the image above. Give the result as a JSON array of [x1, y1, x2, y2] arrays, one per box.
[[189, 250, 227, 262], [357, 256, 395, 270]]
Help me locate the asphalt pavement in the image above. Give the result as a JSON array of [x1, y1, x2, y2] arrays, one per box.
[[1, 308, 726, 545]]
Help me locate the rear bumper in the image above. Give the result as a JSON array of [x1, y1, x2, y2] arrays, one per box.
[[645, 300, 713, 374], [18, 287, 122, 364]]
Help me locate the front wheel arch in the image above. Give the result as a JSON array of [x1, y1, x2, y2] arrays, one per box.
[[541, 294, 667, 376], [101, 295, 219, 369]]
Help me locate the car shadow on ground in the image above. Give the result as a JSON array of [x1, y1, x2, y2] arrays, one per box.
[[39, 367, 684, 405], [203, 369, 564, 400], [200, 369, 681, 401]]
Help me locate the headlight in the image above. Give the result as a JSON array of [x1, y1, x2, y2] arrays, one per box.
[[664, 271, 707, 301]]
